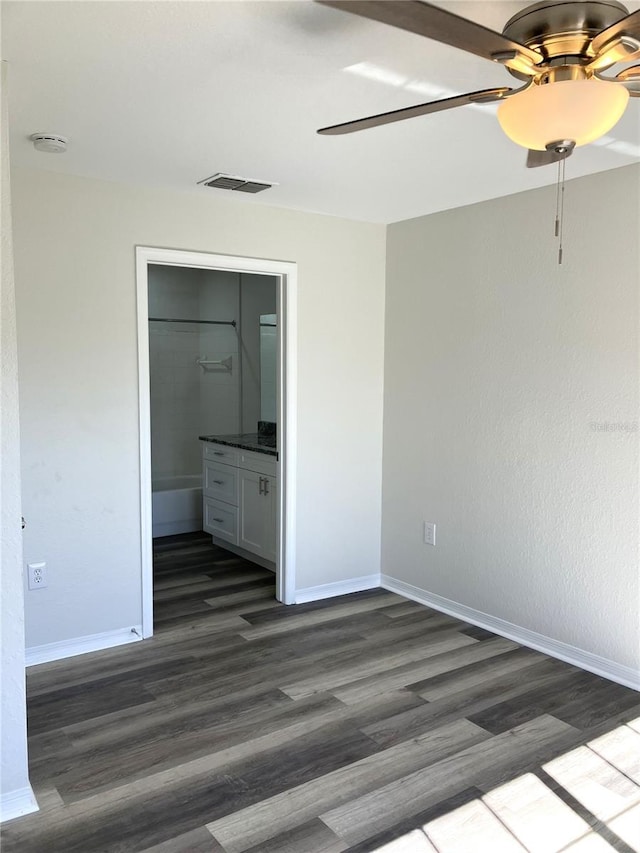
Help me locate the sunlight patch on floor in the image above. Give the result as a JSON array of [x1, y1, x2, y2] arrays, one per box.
[[373, 829, 438, 851], [483, 773, 590, 851], [368, 718, 640, 853], [424, 799, 527, 852], [543, 738, 640, 824], [561, 835, 619, 851]]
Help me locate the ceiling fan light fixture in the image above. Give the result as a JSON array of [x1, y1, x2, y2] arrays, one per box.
[[497, 76, 629, 150]]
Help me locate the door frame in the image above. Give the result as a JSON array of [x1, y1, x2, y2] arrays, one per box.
[[135, 246, 297, 637]]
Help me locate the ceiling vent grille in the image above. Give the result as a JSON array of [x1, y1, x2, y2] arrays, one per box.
[[198, 173, 274, 194]]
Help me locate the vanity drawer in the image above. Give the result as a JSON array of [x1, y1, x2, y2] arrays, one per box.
[[202, 443, 240, 466], [239, 450, 277, 477], [204, 460, 238, 505], [203, 497, 238, 545]]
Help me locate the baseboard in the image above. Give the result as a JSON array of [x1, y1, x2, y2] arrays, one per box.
[[25, 625, 144, 667], [295, 574, 381, 605], [381, 575, 640, 692], [0, 785, 38, 823]]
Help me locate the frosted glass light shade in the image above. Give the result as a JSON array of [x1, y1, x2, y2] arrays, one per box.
[[497, 78, 629, 150]]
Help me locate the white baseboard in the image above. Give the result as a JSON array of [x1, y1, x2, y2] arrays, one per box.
[[25, 625, 144, 667], [295, 574, 381, 605], [0, 785, 38, 823], [381, 575, 640, 692]]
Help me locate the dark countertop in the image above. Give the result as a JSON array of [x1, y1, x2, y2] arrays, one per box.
[[199, 433, 278, 458]]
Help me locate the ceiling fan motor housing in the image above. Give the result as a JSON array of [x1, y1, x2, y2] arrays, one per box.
[[502, 0, 631, 79]]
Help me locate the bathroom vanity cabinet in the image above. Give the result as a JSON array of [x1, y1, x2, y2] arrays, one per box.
[[201, 440, 277, 565]]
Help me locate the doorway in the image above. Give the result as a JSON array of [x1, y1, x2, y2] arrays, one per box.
[[136, 247, 297, 638]]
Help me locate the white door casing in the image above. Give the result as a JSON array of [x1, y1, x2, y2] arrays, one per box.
[[135, 247, 297, 637]]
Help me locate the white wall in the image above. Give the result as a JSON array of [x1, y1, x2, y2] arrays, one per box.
[[0, 61, 36, 820], [382, 164, 639, 674], [11, 167, 386, 649]]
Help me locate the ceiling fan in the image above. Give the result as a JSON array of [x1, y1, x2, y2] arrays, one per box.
[[317, 0, 640, 167]]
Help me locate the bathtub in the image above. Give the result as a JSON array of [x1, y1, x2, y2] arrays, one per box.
[[152, 475, 203, 538]]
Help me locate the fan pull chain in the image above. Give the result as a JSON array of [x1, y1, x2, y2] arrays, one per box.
[[554, 159, 561, 239], [554, 155, 567, 264], [558, 155, 566, 265]]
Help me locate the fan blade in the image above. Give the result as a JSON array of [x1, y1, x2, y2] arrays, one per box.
[[526, 146, 574, 169], [617, 64, 640, 96], [318, 87, 511, 135], [591, 9, 640, 57], [586, 38, 640, 71], [595, 65, 640, 95], [317, 1, 543, 73]]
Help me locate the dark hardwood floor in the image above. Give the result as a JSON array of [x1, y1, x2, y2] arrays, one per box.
[[3, 532, 639, 852]]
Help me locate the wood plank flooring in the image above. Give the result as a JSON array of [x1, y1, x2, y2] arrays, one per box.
[[2, 532, 639, 852]]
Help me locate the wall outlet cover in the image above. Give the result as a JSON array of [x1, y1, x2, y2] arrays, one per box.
[[28, 561, 47, 590], [423, 522, 436, 546]]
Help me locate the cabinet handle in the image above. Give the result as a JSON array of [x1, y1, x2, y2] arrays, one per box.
[[263, 478, 270, 495], [213, 451, 225, 456], [212, 480, 224, 485], [212, 517, 224, 523], [259, 477, 265, 495]]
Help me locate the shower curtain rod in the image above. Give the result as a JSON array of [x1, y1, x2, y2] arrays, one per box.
[[149, 317, 237, 327]]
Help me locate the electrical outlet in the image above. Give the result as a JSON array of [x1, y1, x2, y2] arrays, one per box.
[[423, 522, 436, 546], [28, 562, 47, 590]]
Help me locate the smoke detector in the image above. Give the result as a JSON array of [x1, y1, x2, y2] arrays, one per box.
[[30, 133, 68, 154]]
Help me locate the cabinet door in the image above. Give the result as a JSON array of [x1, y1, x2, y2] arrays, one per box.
[[238, 469, 276, 560]]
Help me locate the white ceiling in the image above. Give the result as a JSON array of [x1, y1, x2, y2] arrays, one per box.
[[3, 0, 639, 223]]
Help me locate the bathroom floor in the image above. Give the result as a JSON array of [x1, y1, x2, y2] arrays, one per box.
[[3, 533, 640, 852], [152, 532, 277, 630]]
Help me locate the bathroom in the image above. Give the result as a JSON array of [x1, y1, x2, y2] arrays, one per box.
[[147, 264, 277, 548]]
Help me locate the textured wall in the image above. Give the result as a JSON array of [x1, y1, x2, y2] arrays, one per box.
[[11, 167, 386, 648], [0, 61, 32, 815], [382, 164, 640, 670]]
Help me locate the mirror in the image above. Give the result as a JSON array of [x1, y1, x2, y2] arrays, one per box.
[[260, 314, 277, 424]]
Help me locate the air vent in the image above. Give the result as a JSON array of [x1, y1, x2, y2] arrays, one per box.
[[198, 173, 275, 194], [234, 181, 272, 194], [204, 175, 245, 190]]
